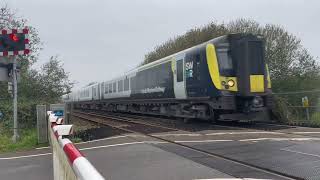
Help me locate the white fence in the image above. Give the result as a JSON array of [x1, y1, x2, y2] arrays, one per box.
[[48, 111, 105, 180]]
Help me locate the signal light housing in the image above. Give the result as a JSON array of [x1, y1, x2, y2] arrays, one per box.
[[0, 28, 30, 56]]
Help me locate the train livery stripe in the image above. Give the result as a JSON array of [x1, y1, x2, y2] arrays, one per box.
[[250, 75, 264, 92], [171, 57, 175, 72], [206, 44, 222, 90], [266, 64, 272, 88]]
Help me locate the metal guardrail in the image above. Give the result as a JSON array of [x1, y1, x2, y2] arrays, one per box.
[[47, 111, 105, 180], [286, 106, 320, 125], [272, 91, 320, 126]]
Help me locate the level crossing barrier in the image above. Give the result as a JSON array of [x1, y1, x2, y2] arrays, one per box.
[[47, 111, 105, 180]]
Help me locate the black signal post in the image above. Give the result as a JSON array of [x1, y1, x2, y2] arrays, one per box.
[[0, 28, 30, 143]]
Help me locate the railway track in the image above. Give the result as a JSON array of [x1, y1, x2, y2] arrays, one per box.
[[76, 109, 319, 139], [72, 110, 302, 180]]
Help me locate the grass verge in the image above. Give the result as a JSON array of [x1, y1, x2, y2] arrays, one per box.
[[0, 125, 48, 153]]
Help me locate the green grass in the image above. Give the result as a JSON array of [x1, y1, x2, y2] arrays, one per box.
[[311, 112, 320, 126], [69, 136, 83, 143], [0, 125, 47, 153]]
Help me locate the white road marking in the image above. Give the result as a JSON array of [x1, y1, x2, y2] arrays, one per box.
[[143, 141, 167, 144], [292, 132, 320, 134], [36, 146, 50, 150], [281, 148, 320, 158], [154, 133, 201, 137], [32, 131, 320, 150], [175, 139, 233, 143], [194, 179, 271, 180], [193, 178, 271, 180], [0, 153, 53, 160], [205, 132, 283, 136], [35, 135, 134, 149], [126, 134, 146, 138], [2, 141, 149, 160], [7, 134, 320, 160], [79, 141, 146, 151], [239, 137, 320, 142], [75, 135, 130, 145]]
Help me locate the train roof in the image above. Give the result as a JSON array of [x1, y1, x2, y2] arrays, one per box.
[[68, 33, 256, 94], [126, 35, 229, 74]]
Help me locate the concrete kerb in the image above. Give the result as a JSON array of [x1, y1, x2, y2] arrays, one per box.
[[47, 111, 105, 180]]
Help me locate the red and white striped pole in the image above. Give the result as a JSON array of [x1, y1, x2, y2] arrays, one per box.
[[48, 111, 105, 180], [57, 137, 105, 180]]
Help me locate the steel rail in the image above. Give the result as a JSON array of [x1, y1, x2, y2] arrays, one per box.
[[80, 110, 319, 139]]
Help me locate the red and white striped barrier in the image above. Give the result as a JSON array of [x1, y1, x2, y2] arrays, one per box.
[[48, 111, 105, 180]]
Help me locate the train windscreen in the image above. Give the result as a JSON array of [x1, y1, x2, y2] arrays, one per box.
[[216, 48, 234, 76], [248, 41, 264, 75]]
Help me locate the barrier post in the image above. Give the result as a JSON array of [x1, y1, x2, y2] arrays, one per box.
[[37, 105, 48, 143], [47, 111, 105, 180]]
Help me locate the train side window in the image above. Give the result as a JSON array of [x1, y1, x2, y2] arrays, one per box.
[[130, 77, 135, 92], [121, 79, 124, 91], [113, 82, 116, 93], [177, 59, 183, 82], [105, 83, 108, 94], [118, 80, 123, 92], [109, 84, 112, 93], [124, 78, 129, 91]]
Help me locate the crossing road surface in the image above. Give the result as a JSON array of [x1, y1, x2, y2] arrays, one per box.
[[1, 125, 320, 180], [0, 136, 234, 180]]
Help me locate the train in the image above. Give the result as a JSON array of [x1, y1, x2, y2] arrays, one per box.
[[63, 33, 273, 122]]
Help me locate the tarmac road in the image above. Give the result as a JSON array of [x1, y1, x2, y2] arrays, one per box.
[[1, 124, 320, 180]]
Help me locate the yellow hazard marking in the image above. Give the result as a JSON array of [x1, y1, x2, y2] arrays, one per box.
[[266, 64, 272, 88], [250, 75, 264, 92]]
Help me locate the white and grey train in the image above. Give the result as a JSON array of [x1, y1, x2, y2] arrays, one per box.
[[63, 34, 273, 121]]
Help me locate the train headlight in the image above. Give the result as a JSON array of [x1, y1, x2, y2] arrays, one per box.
[[227, 80, 235, 87]]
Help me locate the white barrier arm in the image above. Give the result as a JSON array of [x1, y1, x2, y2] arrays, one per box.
[[52, 125, 73, 136], [48, 111, 105, 180]]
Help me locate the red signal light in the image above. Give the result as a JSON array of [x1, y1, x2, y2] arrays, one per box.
[[9, 34, 19, 42]]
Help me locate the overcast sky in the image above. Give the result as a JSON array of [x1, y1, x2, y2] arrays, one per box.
[[3, 0, 319, 89]]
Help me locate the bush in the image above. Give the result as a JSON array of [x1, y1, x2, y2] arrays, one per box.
[[311, 112, 320, 125], [0, 99, 39, 129], [0, 127, 41, 153], [271, 96, 291, 123]]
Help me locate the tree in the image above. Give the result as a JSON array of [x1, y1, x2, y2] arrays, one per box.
[[0, 5, 73, 130], [21, 56, 74, 103], [39, 56, 74, 102]]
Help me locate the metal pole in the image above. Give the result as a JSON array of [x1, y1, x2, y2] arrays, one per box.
[[12, 56, 19, 143]]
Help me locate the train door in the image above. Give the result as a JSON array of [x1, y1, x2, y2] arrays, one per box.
[[173, 55, 187, 99]]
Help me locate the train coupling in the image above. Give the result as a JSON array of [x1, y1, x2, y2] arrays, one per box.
[[242, 96, 265, 112]]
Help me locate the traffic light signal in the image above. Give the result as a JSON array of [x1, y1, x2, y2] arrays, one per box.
[[0, 28, 30, 56]]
